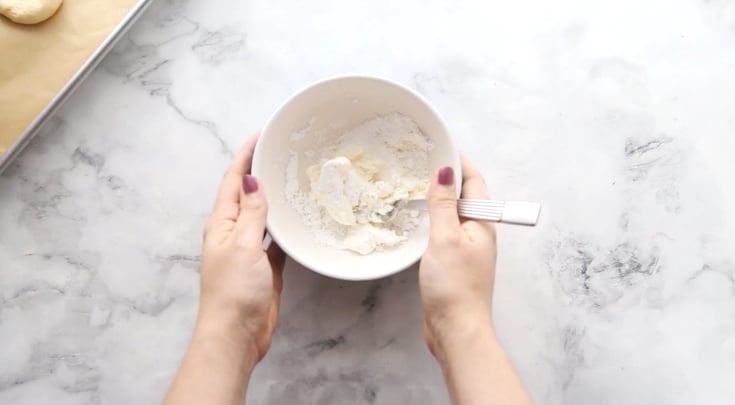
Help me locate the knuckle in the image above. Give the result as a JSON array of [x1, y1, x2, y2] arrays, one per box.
[[429, 196, 457, 211], [430, 230, 462, 247], [445, 232, 463, 246], [476, 220, 496, 240], [242, 197, 267, 213], [241, 239, 261, 252], [231, 232, 261, 252]]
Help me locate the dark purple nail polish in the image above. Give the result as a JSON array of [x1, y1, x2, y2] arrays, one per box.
[[243, 175, 259, 194], [437, 167, 454, 186]]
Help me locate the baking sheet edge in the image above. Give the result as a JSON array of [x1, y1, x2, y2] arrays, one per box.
[[0, 0, 155, 175]]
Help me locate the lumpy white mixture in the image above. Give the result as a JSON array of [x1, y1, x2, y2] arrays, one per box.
[[285, 113, 432, 254]]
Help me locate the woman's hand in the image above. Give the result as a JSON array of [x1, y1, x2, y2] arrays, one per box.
[[419, 156, 534, 405], [165, 134, 286, 405], [419, 157, 497, 355], [198, 134, 285, 360]]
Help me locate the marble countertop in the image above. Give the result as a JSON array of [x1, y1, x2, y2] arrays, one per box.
[[2, 0, 735, 403]]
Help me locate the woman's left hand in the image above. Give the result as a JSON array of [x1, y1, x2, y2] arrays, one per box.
[[166, 134, 286, 405], [197, 133, 285, 360]]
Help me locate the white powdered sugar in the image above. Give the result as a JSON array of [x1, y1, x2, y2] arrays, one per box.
[[284, 112, 433, 255]]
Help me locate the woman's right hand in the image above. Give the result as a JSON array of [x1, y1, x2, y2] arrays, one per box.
[[419, 156, 534, 405], [419, 157, 497, 356]]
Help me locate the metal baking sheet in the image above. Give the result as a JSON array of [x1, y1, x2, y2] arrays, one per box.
[[0, 0, 154, 174]]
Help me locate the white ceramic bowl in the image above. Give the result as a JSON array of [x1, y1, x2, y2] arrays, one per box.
[[252, 75, 461, 281]]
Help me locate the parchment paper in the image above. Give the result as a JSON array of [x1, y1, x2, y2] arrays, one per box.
[[0, 0, 139, 155]]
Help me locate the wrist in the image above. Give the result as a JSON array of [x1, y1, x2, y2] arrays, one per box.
[[194, 309, 260, 370], [426, 305, 495, 362], [197, 297, 255, 336]]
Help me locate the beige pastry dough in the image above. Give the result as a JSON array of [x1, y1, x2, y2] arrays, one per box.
[[0, 0, 63, 24]]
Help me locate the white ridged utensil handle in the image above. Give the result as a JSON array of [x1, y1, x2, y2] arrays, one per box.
[[405, 199, 541, 226], [499, 201, 541, 226]]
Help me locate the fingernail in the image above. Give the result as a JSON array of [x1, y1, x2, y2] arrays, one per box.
[[437, 167, 454, 186], [243, 175, 259, 194]]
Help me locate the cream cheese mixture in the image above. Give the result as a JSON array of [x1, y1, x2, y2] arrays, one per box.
[[285, 112, 432, 254]]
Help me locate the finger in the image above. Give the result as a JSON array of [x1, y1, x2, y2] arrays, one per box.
[[427, 166, 461, 239], [212, 133, 260, 217], [459, 154, 490, 200], [232, 175, 268, 248]]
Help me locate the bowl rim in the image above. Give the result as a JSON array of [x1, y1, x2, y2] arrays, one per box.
[[252, 73, 460, 281]]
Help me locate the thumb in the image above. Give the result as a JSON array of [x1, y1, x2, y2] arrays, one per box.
[[427, 166, 460, 239], [233, 175, 268, 247]]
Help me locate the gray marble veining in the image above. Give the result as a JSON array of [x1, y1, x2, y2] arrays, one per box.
[[2, 0, 735, 403]]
